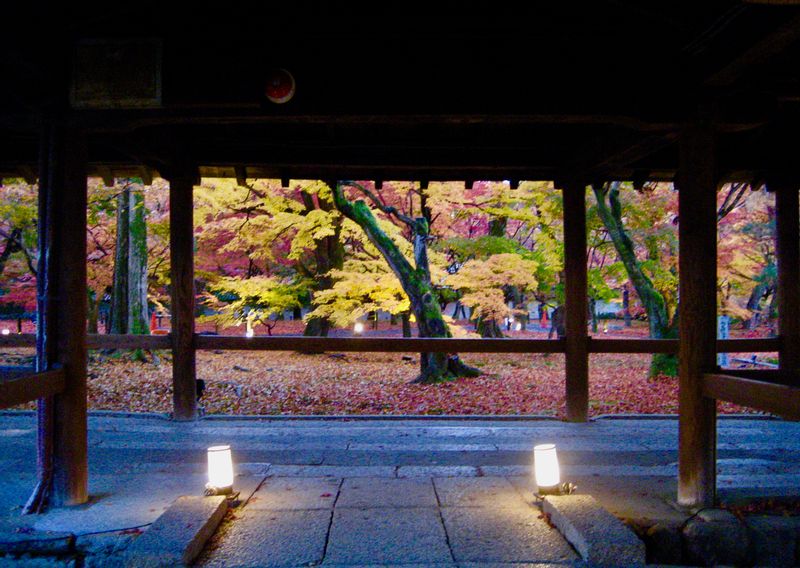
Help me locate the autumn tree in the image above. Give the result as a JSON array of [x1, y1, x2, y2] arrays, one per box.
[[438, 181, 563, 335], [0, 180, 38, 326], [447, 253, 538, 336], [590, 182, 678, 376], [332, 180, 479, 383], [202, 275, 304, 335], [194, 179, 343, 336]]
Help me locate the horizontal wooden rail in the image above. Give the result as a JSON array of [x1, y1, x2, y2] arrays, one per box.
[[0, 333, 784, 354], [590, 338, 678, 353], [589, 337, 780, 354], [0, 368, 65, 409], [718, 337, 782, 353], [702, 373, 800, 420], [194, 335, 567, 353], [0, 333, 36, 348], [86, 334, 171, 350], [720, 369, 788, 382]]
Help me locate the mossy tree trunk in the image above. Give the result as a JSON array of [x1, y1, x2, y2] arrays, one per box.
[[592, 182, 677, 376], [109, 180, 150, 353], [333, 181, 479, 383]]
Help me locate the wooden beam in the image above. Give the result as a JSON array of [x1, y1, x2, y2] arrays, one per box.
[[718, 337, 781, 353], [87, 334, 171, 350], [194, 336, 566, 353], [97, 165, 114, 187], [718, 368, 790, 383], [703, 373, 800, 421], [562, 181, 589, 422], [590, 338, 678, 354], [38, 123, 89, 507], [774, 182, 800, 385], [3, 332, 780, 355], [705, 12, 800, 88], [677, 121, 719, 508], [0, 333, 36, 348], [0, 369, 65, 410], [169, 174, 198, 420]]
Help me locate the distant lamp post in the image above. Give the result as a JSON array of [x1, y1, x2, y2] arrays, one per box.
[[206, 445, 234, 496], [534, 443, 576, 496], [354, 322, 365, 335]]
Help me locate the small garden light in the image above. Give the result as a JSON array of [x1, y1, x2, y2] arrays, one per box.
[[354, 322, 364, 335], [206, 445, 234, 496], [1, 329, 9, 336], [515, 322, 522, 331], [534, 443, 576, 496]]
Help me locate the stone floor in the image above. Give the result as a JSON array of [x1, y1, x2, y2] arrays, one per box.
[[0, 412, 799, 566]]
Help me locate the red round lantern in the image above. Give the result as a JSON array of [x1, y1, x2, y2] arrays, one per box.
[[264, 68, 296, 104]]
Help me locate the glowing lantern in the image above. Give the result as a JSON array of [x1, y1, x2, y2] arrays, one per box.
[[1, 329, 9, 336], [354, 322, 365, 335], [206, 445, 234, 495], [534, 443, 560, 494]]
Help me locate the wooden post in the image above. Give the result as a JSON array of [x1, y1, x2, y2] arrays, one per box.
[[37, 121, 89, 506], [774, 181, 800, 383], [169, 173, 198, 420], [562, 181, 589, 422], [677, 122, 718, 508]]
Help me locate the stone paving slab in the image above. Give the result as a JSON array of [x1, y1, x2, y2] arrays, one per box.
[[200, 508, 331, 567], [542, 494, 645, 567], [441, 504, 579, 564], [336, 478, 438, 509], [247, 477, 341, 510], [268, 464, 396, 477], [434, 477, 528, 508], [123, 495, 227, 567], [325, 507, 453, 565], [398, 465, 478, 478]]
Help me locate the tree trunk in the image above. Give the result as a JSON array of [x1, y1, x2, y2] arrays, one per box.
[[0, 228, 22, 277], [128, 186, 149, 336], [744, 282, 766, 330], [300, 189, 344, 337], [477, 317, 504, 338], [87, 290, 99, 334], [623, 286, 632, 327], [590, 297, 598, 333], [592, 182, 677, 376], [401, 311, 412, 337], [109, 186, 130, 334], [109, 181, 150, 350], [332, 182, 478, 383]]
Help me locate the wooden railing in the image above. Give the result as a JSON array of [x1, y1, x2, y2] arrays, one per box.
[[0, 333, 783, 354], [703, 372, 800, 420], [0, 368, 65, 409]]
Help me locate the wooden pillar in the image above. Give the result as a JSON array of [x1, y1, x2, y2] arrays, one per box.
[[562, 181, 589, 422], [677, 123, 718, 508], [774, 181, 800, 383], [169, 173, 197, 420], [38, 120, 89, 506]]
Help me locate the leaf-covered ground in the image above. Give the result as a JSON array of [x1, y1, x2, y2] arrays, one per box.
[[1, 320, 761, 417]]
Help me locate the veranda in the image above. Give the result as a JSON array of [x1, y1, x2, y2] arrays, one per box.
[[1, 3, 799, 513]]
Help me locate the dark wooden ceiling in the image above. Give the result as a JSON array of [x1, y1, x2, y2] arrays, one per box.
[[1, 1, 799, 182]]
